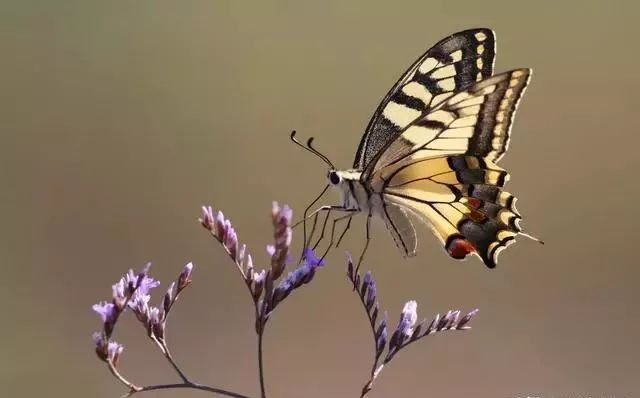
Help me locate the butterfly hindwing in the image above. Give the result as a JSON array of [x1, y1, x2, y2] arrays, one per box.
[[375, 155, 523, 267], [354, 28, 496, 171], [382, 203, 418, 258], [368, 68, 531, 175]]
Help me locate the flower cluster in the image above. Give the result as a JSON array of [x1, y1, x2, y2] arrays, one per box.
[[91, 262, 193, 374], [93, 202, 479, 398], [200, 202, 325, 330], [347, 254, 478, 397], [91, 263, 156, 364]]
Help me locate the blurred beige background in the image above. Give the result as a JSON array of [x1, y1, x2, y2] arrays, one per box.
[[2, 1, 638, 397]]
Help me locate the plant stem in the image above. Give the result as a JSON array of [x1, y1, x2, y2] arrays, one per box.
[[107, 361, 139, 392], [161, 340, 191, 383], [257, 329, 266, 398], [123, 382, 252, 398]]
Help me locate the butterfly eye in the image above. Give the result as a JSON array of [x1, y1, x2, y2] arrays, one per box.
[[329, 171, 341, 185]]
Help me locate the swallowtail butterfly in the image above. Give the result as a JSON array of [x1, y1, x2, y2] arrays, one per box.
[[292, 28, 542, 269]]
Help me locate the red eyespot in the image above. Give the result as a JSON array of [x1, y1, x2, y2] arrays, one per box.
[[446, 237, 476, 260], [467, 197, 482, 209]]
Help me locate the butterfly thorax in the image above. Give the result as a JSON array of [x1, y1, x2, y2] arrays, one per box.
[[328, 169, 373, 212]]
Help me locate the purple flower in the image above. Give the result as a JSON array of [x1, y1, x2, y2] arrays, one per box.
[[302, 247, 325, 267], [200, 206, 215, 230], [128, 290, 151, 323], [137, 272, 160, 296], [251, 269, 267, 300], [112, 279, 126, 306], [93, 302, 117, 324], [177, 263, 193, 292], [266, 245, 275, 257], [148, 307, 164, 339], [92, 332, 124, 365], [457, 309, 479, 330], [375, 312, 388, 356], [397, 300, 418, 337], [270, 248, 324, 309], [163, 282, 175, 313]]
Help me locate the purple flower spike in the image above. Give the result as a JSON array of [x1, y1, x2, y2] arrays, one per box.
[[269, 202, 293, 280], [270, 248, 324, 310]]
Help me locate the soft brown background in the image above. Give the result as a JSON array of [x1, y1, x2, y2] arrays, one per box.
[[2, 1, 638, 397]]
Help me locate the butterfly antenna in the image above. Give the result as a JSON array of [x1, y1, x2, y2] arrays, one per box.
[[306, 137, 335, 169], [290, 130, 334, 169]]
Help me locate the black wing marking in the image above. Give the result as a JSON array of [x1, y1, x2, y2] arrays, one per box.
[[381, 155, 525, 268], [367, 68, 531, 176], [354, 28, 496, 170]]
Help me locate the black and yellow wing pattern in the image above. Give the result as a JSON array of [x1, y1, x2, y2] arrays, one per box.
[[355, 28, 496, 171], [365, 62, 538, 267]]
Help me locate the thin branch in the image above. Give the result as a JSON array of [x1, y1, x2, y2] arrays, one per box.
[[160, 340, 191, 384], [257, 331, 266, 398], [122, 382, 252, 398], [256, 302, 269, 398], [107, 360, 140, 392], [359, 364, 384, 398]]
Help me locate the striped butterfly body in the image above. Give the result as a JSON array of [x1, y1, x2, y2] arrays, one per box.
[[299, 28, 541, 268]]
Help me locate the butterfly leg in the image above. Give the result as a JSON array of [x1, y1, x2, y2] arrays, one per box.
[[312, 208, 333, 250], [353, 213, 372, 287], [293, 184, 331, 263], [298, 205, 347, 263], [319, 212, 357, 260], [300, 212, 320, 263], [335, 215, 353, 248]]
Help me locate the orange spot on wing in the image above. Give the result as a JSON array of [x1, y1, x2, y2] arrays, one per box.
[[447, 237, 476, 259], [467, 197, 482, 209]]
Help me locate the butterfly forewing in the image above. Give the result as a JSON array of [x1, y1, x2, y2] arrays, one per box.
[[368, 68, 531, 175], [354, 28, 496, 171]]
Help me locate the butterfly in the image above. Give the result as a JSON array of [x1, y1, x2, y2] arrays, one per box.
[[291, 28, 542, 269]]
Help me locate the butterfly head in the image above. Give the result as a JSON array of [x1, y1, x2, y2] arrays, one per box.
[[290, 131, 363, 210], [328, 170, 342, 186]]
